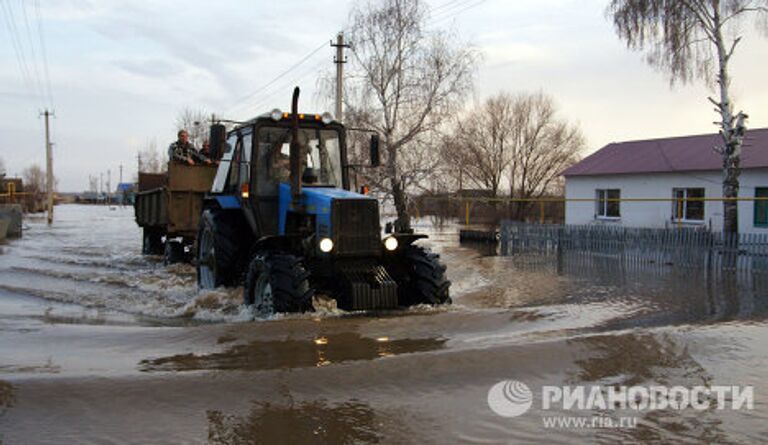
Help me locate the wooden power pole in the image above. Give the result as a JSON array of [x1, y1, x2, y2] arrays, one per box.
[[41, 109, 55, 224]]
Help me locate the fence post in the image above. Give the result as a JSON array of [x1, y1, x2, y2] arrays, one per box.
[[465, 201, 470, 226]]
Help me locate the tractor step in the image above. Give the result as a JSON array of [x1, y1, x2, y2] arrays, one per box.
[[338, 263, 398, 311]]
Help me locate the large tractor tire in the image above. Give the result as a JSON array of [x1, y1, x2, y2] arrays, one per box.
[[397, 245, 451, 306], [197, 209, 240, 289], [243, 253, 314, 315], [142, 228, 164, 255]]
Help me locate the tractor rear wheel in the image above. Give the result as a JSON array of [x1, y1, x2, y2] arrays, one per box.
[[244, 253, 314, 315], [197, 209, 239, 289], [398, 245, 451, 306]]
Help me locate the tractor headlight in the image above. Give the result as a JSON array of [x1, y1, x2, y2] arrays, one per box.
[[321, 112, 334, 124], [384, 236, 398, 251], [319, 238, 334, 253], [270, 108, 282, 121]]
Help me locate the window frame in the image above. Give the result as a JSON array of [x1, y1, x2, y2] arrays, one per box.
[[671, 187, 705, 223], [595, 188, 621, 219], [754, 187, 768, 228]]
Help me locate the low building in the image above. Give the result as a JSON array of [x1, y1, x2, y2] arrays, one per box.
[[562, 128, 768, 233]]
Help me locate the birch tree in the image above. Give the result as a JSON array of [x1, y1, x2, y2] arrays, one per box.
[[607, 0, 768, 234], [345, 0, 477, 231]]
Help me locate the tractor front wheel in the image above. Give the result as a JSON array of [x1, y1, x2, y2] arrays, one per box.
[[396, 245, 451, 306], [244, 253, 314, 316]]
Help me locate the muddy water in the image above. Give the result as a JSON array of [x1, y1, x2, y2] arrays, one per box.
[[0, 205, 767, 444]]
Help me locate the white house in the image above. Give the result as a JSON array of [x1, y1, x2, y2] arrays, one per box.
[[562, 128, 768, 233]]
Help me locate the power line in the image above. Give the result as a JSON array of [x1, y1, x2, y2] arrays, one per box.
[[231, 57, 328, 119], [34, 0, 54, 108], [430, 0, 466, 15], [224, 41, 327, 115], [429, 0, 487, 26], [19, 0, 45, 100], [224, 0, 487, 119], [0, 0, 39, 100]]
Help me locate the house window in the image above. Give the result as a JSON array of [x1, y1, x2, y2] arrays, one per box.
[[672, 188, 705, 221], [755, 187, 768, 227], [596, 189, 620, 218]]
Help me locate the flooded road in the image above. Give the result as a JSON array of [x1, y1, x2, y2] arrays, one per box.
[[1, 205, 767, 444]]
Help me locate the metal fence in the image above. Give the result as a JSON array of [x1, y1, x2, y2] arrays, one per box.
[[499, 222, 768, 273]]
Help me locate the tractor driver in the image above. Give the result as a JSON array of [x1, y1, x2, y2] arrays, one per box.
[[269, 143, 291, 183]]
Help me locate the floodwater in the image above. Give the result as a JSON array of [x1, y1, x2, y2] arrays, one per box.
[[1, 205, 767, 444]]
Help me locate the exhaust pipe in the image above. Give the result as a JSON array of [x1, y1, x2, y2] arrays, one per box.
[[289, 87, 302, 205]]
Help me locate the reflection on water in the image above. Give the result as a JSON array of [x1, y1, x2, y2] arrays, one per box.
[[0, 381, 14, 413], [567, 332, 739, 444], [569, 333, 710, 387], [139, 332, 446, 372], [208, 399, 381, 445]]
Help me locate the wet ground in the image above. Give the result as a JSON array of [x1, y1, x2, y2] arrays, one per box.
[[1, 205, 767, 444]]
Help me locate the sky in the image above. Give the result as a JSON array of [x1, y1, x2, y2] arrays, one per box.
[[1, 0, 767, 192]]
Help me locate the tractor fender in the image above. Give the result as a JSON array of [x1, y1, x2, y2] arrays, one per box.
[[390, 233, 428, 247], [251, 235, 303, 254]]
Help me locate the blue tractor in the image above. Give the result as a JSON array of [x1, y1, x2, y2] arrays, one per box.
[[197, 88, 450, 315]]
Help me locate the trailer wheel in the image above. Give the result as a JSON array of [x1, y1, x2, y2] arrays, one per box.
[[142, 228, 164, 255], [197, 209, 239, 289], [398, 245, 451, 306], [163, 240, 184, 265], [244, 253, 314, 315]]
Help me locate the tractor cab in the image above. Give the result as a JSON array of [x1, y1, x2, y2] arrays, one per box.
[[197, 87, 450, 315]]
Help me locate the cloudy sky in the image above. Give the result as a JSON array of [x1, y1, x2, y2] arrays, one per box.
[[1, 0, 767, 192]]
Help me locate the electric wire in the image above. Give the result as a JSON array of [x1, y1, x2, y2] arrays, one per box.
[[0, 0, 39, 101], [34, 0, 54, 108]]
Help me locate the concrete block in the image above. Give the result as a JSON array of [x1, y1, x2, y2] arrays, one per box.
[[0, 204, 23, 238]]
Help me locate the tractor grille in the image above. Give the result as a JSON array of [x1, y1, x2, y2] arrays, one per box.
[[332, 199, 380, 256]]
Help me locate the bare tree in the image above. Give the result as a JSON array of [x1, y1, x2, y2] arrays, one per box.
[[138, 139, 166, 173], [345, 0, 477, 231], [175, 107, 210, 147], [507, 92, 583, 218], [439, 91, 582, 219], [607, 0, 768, 234], [0, 156, 6, 179], [22, 164, 46, 195], [441, 93, 516, 197]]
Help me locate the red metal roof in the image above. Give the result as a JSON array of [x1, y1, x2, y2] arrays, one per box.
[[562, 128, 768, 177]]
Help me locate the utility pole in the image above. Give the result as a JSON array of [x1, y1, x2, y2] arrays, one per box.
[[119, 164, 123, 184], [331, 32, 349, 123], [40, 109, 55, 224]]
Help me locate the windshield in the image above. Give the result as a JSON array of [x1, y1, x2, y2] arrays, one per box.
[[256, 126, 343, 188]]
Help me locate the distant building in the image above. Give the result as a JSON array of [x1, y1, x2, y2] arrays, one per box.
[[562, 128, 768, 233], [116, 182, 136, 205]]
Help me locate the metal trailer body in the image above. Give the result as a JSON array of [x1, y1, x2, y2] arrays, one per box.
[[135, 163, 217, 261]]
